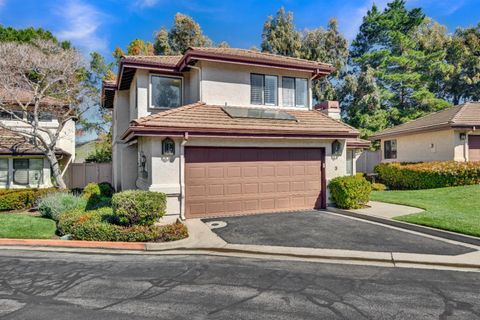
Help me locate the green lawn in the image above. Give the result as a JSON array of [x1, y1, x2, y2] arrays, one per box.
[[0, 214, 57, 239], [371, 185, 480, 237]]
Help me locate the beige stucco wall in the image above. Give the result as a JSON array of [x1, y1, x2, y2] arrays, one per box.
[[200, 60, 313, 109], [380, 129, 458, 163], [135, 136, 349, 217]]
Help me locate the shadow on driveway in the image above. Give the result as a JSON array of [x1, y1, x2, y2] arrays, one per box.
[[203, 211, 474, 255]]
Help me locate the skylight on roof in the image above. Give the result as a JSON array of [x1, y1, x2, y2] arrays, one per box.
[[222, 106, 297, 121]]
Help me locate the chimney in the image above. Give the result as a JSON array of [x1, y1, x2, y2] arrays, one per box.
[[314, 101, 341, 120]]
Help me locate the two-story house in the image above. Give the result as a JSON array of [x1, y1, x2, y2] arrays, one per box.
[[102, 47, 368, 219], [0, 89, 75, 189]]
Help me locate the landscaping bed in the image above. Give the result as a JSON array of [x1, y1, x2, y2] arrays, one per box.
[[0, 183, 188, 242], [371, 185, 480, 237]]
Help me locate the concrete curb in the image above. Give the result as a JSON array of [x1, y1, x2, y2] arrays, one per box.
[[328, 207, 480, 247]]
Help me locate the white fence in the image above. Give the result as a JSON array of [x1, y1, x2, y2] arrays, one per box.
[[356, 150, 381, 174], [64, 162, 112, 189]]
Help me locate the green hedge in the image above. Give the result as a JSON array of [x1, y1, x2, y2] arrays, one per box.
[[111, 190, 166, 226], [0, 188, 62, 211], [38, 193, 88, 221], [375, 162, 480, 190], [329, 175, 371, 209]]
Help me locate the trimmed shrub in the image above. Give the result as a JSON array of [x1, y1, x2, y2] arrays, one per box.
[[82, 182, 101, 200], [375, 161, 480, 190], [0, 188, 61, 211], [38, 193, 87, 221], [329, 175, 372, 209], [371, 183, 387, 191], [98, 182, 114, 198], [111, 190, 166, 226], [57, 207, 112, 236], [158, 222, 189, 242]]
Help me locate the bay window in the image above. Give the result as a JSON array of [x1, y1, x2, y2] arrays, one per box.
[[282, 77, 308, 108], [150, 75, 182, 108], [250, 74, 278, 106]]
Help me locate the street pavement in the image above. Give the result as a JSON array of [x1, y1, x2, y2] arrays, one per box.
[[0, 250, 478, 319]]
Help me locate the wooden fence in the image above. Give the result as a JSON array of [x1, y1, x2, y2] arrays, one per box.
[[356, 150, 382, 174], [64, 162, 112, 189]]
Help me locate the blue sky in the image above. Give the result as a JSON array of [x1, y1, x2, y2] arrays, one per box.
[[1, 0, 479, 60]]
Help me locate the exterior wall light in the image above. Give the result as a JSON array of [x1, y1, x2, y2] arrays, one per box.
[[162, 137, 175, 156], [332, 139, 342, 156], [139, 151, 148, 178], [459, 133, 467, 140]]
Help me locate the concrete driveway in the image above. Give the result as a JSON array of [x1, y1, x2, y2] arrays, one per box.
[[203, 211, 475, 255]]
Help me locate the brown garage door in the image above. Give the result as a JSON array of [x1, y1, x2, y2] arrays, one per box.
[[469, 135, 480, 161], [185, 147, 325, 219]]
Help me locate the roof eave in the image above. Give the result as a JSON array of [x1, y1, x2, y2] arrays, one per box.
[[178, 50, 334, 76], [122, 125, 358, 141]]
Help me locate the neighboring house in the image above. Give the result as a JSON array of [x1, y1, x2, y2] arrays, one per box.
[[371, 102, 480, 163], [0, 90, 75, 189], [102, 47, 368, 219]]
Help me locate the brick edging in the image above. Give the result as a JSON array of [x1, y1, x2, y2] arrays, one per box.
[[327, 207, 480, 247], [0, 239, 147, 250]]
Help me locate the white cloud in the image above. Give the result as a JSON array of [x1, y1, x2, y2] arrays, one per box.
[[54, 0, 108, 53], [133, 0, 160, 9]]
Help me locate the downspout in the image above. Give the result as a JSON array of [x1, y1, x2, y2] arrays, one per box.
[[179, 132, 188, 220], [188, 65, 202, 102]]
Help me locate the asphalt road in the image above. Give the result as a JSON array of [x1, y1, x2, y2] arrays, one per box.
[[204, 211, 474, 255], [0, 250, 479, 319]]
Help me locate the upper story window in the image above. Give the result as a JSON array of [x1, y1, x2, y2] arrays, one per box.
[[0, 111, 53, 122], [384, 139, 397, 159], [282, 77, 308, 108], [150, 75, 182, 109], [0, 110, 24, 121], [251, 74, 278, 106]]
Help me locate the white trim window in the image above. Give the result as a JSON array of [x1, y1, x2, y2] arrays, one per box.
[[13, 158, 43, 186], [0, 159, 8, 187], [150, 75, 182, 109], [282, 77, 308, 108], [250, 74, 278, 106]]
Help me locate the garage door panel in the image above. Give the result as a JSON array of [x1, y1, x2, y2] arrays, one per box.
[[469, 136, 480, 161], [185, 147, 324, 218]]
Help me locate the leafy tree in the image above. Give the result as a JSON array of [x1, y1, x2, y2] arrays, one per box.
[[341, 67, 387, 138], [345, 0, 450, 133], [153, 27, 172, 55], [169, 13, 212, 53], [0, 25, 71, 48], [217, 41, 230, 48], [261, 7, 301, 57], [86, 137, 112, 163], [446, 24, 480, 104], [300, 18, 348, 102], [127, 39, 154, 55]]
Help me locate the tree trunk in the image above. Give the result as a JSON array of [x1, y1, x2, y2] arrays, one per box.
[[46, 150, 67, 189]]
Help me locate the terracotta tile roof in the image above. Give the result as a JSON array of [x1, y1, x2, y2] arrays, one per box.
[[183, 47, 334, 71], [370, 102, 480, 139], [126, 102, 358, 138], [0, 88, 68, 107], [346, 138, 371, 148], [121, 55, 183, 68], [0, 129, 67, 155]]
